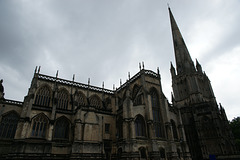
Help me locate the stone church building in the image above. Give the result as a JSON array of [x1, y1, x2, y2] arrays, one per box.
[[0, 8, 239, 160]]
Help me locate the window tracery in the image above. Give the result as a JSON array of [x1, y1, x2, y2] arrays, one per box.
[[0, 112, 19, 139], [75, 91, 87, 107], [31, 114, 48, 138], [89, 95, 102, 109], [150, 88, 164, 138], [34, 86, 51, 107], [135, 115, 146, 137], [56, 89, 69, 110], [54, 117, 69, 139]]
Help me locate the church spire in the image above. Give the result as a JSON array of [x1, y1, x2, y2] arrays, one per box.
[[168, 7, 195, 75]]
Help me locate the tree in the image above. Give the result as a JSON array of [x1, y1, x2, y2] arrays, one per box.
[[229, 117, 240, 151]]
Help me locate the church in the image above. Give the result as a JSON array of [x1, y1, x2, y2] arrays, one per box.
[[0, 8, 239, 160]]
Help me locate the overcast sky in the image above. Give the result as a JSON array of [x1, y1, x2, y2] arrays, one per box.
[[0, 0, 239, 120]]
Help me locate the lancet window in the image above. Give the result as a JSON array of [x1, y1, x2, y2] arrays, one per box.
[[89, 95, 102, 109], [135, 115, 146, 137], [31, 114, 48, 138], [0, 112, 19, 139], [171, 119, 178, 140], [54, 117, 69, 139], [132, 85, 143, 106], [160, 148, 166, 158], [56, 89, 69, 110], [150, 88, 164, 138], [34, 86, 51, 107], [75, 91, 87, 107], [116, 116, 123, 139]]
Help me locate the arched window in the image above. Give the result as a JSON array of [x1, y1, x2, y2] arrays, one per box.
[[139, 147, 147, 159], [54, 117, 69, 139], [31, 114, 48, 138], [56, 89, 69, 110], [89, 95, 102, 109], [116, 116, 123, 139], [132, 84, 140, 100], [0, 112, 19, 139], [171, 119, 178, 140], [160, 148, 166, 158], [135, 115, 146, 137], [132, 85, 143, 106], [150, 88, 164, 138], [34, 86, 51, 107], [75, 91, 87, 107]]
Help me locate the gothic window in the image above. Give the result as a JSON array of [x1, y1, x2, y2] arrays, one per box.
[[31, 114, 48, 138], [89, 95, 102, 109], [56, 89, 69, 110], [150, 88, 164, 138], [116, 116, 123, 139], [132, 85, 143, 106], [0, 112, 19, 139], [54, 117, 69, 139], [34, 86, 51, 107], [132, 84, 140, 100], [104, 97, 111, 109], [171, 119, 178, 140], [135, 115, 146, 137], [139, 147, 147, 159], [75, 91, 87, 107], [160, 148, 166, 158]]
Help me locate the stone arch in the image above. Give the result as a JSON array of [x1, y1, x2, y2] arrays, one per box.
[[139, 146, 147, 159], [89, 94, 102, 109], [53, 116, 70, 140], [31, 113, 49, 138], [0, 111, 19, 139], [134, 114, 146, 137], [34, 84, 52, 107], [74, 91, 87, 107], [56, 88, 69, 110], [159, 147, 166, 159], [150, 87, 164, 138], [132, 84, 140, 100]]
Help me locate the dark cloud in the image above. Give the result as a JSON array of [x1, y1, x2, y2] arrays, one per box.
[[0, 0, 239, 119]]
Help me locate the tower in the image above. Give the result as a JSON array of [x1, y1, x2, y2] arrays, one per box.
[[169, 7, 238, 160]]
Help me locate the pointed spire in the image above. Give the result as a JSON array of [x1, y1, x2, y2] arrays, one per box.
[[169, 7, 195, 74], [37, 66, 41, 74], [120, 79, 122, 86], [142, 62, 145, 69], [34, 66, 38, 73], [170, 62, 176, 77], [56, 70, 59, 78], [139, 62, 141, 70], [196, 59, 203, 73], [72, 74, 75, 82]]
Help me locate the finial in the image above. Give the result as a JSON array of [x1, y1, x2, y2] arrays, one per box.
[[157, 67, 160, 74], [38, 66, 41, 73], [88, 78, 90, 85], [142, 62, 145, 69], [167, 3, 170, 8], [128, 72, 130, 79], [34, 66, 37, 73], [56, 70, 58, 78], [139, 62, 141, 70], [120, 79, 122, 86], [102, 81, 104, 89], [113, 84, 115, 90], [72, 74, 75, 82]]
